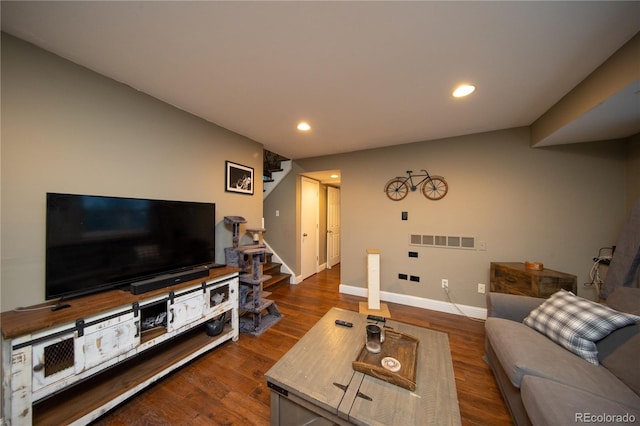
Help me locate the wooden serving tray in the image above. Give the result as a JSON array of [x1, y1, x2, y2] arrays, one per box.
[[352, 329, 419, 391]]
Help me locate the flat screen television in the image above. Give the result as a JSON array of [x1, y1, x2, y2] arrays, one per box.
[[46, 193, 216, 300]]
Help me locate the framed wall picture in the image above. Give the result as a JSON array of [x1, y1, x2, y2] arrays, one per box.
[[225, 161, 254, 195]]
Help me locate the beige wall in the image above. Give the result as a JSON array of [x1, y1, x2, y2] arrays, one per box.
[[626, 134, 640, 214], [263, 162, 303, 271], [264, 172, 329, 276], [1, 34, 264, 311], [290, 128, 631, 307], [3, 33, 636, 312]]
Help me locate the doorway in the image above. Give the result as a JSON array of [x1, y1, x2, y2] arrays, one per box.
[[327, 186, 341, 268], [300, 177, 319, 281]]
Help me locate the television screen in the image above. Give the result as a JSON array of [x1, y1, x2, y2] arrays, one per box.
[[46, 193, 215, 300]]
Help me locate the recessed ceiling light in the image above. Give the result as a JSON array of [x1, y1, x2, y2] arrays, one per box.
[[330, 174, 339, 179], [297, 121, 311, 131], [452, 84, 476, 98]]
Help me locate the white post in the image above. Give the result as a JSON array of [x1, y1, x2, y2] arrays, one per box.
[[367, 249, 381, 310]]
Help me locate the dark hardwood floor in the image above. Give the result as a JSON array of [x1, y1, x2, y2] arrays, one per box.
[[93, 265, 512, 425]]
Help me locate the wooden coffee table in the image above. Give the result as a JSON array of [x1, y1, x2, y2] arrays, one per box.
[[265, 307, 461, 425]]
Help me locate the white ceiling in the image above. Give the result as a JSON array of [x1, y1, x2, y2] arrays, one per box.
[[1, 1, 639, 160]]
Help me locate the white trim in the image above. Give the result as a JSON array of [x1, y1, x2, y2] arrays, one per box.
[[338, 284, 487, 320], [300, 176, 320, 282], [293, 265, 326, 285], [263, 240, 297, 284]]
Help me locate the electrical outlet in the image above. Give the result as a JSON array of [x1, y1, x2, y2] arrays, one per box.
[[402, 211, 408, 220], [398, 273, 408, 280], [478, 283, 486, 294], [441, 279, 448, 289], [408, 251, 418, 258], [410, 275, 420, 282]]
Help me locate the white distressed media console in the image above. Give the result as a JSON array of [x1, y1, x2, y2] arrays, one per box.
[[1, 267, 239, 425]]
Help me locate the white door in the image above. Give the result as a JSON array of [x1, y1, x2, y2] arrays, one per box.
[[301, 177, 319, 281], [327, 186, 341, 268]]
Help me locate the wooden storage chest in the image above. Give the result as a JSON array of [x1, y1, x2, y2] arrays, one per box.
[[490, 262, 577, 298]]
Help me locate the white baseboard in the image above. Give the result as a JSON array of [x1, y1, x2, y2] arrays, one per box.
[[263, 241, 297, 284], [262, 242, 329, 285], [339, 284, 487, 320], [292, 264, 325, 285]]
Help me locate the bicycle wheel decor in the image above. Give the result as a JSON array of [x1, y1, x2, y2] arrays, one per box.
[[384, 170, 448, 201], [384, 178, 409, 201], [422, 176, 448, 200]]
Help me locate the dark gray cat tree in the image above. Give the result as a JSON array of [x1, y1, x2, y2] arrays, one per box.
[[224, 216, 281, 336]]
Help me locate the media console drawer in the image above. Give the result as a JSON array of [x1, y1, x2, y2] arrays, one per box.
[[490, 262, 577, 298]]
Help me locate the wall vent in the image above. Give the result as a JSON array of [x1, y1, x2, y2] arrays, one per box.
[[410, 234, 422, 245], [461, 237, 475, 249], [409, 234, 476, 250]]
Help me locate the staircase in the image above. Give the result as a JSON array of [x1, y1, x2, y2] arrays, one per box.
[[263, 149, 292, 199], [263, 252, 291, 290], [261, 149, 293, 288]]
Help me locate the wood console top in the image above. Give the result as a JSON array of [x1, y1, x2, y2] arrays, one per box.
[[1, 266, 240, 339]]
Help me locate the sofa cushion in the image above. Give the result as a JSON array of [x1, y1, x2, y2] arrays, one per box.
[[486, 292, 545, 322], [606, 286, 640, 315], [597, 324, 640, 397], [521, 375, 640, 426], [485, 317, 640, 408], [523, 290, 640, 364]]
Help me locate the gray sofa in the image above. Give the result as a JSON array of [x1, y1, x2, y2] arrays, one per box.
[[485, 287, 640, 426]]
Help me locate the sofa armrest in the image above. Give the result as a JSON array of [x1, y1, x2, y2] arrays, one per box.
[[486, 292, 545, 322]]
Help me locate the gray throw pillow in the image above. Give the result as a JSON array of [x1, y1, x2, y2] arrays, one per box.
[[523, 290, 640, 365]]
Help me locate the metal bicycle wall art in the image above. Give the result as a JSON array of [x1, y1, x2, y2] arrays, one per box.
[[384, 169, 448, 201]]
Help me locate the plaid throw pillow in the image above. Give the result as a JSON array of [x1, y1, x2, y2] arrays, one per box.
[[523, 290, 640, 365]]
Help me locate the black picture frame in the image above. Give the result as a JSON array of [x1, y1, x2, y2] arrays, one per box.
[[225, 161, 254, 195]]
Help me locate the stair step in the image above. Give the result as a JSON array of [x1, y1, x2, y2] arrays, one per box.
[[263, 262, 283, 273], [264, 272, 291, 289]]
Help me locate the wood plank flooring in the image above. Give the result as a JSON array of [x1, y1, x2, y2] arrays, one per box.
[[93, 265, 512, 425]]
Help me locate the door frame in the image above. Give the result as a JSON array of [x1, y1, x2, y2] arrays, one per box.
[[300, 176, 319, 281], [326, 186, 341, 269]]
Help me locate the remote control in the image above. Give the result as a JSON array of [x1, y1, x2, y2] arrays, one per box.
[[335, 320, 353, 327], [367, 314, 386, 322]]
